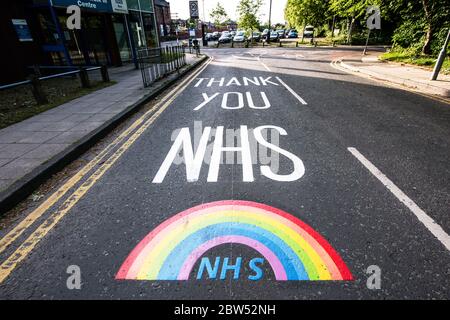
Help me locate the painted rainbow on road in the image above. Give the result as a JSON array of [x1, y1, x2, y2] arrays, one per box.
[[116, 200, 353, 281]]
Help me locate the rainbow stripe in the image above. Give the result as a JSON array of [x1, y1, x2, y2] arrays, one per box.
[[116, 200, 353, 281]]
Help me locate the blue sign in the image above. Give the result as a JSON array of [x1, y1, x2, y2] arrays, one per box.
[[51, 0, 113, 13], [12, 19, 33, 42]]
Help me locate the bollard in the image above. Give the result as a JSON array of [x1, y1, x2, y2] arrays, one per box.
[[171, 46, 175, 71], [231, 41, 234, 48], [296, 41, 299, 47], [29, 75, 48, 105], [79, 67, 90, 88], [100, 65, 110, 82], [279, 40, 282, 47], [175, 47, 180, 73], [33, 65, 42, 77]]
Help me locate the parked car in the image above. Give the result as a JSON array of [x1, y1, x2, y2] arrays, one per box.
[[262, 29, 269, 40], [286, 29, 298, 38], [218, 32, 233, 43], [205, 33, 214, 41], [269, 31, 279, 42], [276, 29, 286, 38], [212, 31, 221, 40], [303, 25, 315, 38], [230, 31, 237, 37], [250, 31, 261, 42], [233, 31, 247, 42]]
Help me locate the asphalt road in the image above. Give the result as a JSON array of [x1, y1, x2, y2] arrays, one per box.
[[0, 47, 449, 299]]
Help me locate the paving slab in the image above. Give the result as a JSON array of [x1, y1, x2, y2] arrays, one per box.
[[0, 144, 40, 158], [339, 52, 450, 97]]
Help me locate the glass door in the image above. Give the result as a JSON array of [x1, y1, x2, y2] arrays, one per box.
[[112, 15, 132, 62]]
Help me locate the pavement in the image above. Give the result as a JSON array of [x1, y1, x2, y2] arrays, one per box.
[[335, 51, 450, 98], [0, 54, 205, 213], [0, 46, 449, 300]]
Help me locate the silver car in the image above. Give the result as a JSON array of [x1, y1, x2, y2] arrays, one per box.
[[233, 31, 247, 42]]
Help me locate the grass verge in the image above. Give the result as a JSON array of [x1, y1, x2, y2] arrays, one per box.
[[380, 51, 450, 74]]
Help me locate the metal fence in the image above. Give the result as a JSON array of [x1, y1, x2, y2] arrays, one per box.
[[0, 66, 109, 105], [137, 45, 186, 87]]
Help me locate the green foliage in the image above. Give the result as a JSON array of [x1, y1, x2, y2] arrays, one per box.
[[284, 0, 449, 56], [285, 0, 330, 29], [388, 0, 449, 55], [329, 0, 381, 19], [431, 25, 450, 55], [210, 3, 228, 26], [237, 0, 263, 31], [391, 19, 426, 54]]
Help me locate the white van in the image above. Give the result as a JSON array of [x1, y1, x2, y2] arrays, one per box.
[[303, 25, 314, 38]]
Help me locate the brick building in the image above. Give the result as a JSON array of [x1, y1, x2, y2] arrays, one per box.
[[154, 0, 171, 40]]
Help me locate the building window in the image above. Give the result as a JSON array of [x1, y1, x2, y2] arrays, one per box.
[[129, 10, 157, 48], [37, 11, 58, 45], [127, 0, 154, 13]]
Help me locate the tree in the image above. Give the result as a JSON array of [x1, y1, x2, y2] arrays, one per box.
[[210, 3, 228, 27], [328, 0, 382, 43], [237, 0, 263, 32], [285, 0, 331, 41], [285, 0, 330, 29], [420, 0, 450, 54], [387, 0, 450, 54]]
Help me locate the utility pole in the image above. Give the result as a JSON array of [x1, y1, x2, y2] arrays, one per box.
[[202, 0, 206, 22], [267, 0, 272, 43], [430, 28, 450, 80], [201, 0, 207, 46]]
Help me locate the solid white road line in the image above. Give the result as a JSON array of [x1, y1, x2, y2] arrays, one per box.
[[348, 147, 450, 251], [256, 55, 272, 72], [276, 77, 308, 105], [261, 62, 272, 72]]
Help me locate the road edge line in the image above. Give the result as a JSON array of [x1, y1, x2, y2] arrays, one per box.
[[348, 147, 450, 251], [276, 77, 308, 105]]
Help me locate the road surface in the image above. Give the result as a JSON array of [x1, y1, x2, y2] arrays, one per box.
[[0, 47, 449, 299]]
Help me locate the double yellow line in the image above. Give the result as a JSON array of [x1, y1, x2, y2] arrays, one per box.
[[0, 57, 213, 284]]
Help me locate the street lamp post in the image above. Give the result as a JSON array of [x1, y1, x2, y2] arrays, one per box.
[[267, 0, 272, 43], [430, 28, 450, 80]]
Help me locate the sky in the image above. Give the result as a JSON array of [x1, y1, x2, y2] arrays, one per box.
[[167, 0, 288, 24]]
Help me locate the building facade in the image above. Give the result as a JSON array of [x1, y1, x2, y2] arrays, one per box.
[[154, 0, 171, 41], [1, 0, 159, 84]]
